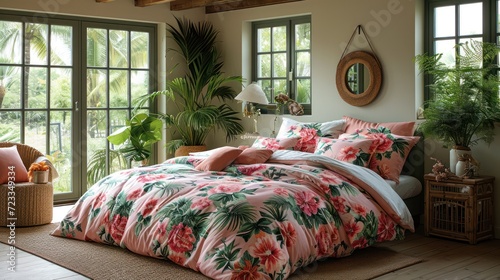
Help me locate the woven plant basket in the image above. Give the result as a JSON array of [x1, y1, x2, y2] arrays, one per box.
[[174, 145, 207, 157]]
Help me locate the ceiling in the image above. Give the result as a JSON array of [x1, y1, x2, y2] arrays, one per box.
[[96, 0, 303, 13]]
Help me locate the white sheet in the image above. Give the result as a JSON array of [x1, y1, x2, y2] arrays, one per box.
[[385, 175, 422, 200]]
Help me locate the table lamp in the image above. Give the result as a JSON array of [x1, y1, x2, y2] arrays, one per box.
[[234, 83, 269, 134]]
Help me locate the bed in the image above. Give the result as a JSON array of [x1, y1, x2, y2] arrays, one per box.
[[51, 116, 423, 280]]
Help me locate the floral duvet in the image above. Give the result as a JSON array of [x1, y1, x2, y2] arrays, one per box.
[[51, 150, 414, 280]]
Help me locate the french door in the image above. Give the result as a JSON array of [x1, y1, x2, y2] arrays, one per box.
[[0, 11, 156, 202]]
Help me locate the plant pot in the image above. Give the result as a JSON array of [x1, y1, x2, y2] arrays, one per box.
[[131, 158, 149, 168], [174, 145, 207, 157], [32, 170, 49, 184], [450, 146, 471, 174]]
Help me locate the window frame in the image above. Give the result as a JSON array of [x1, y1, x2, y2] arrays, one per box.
[[252, 15, 312, 115], [424, 0, 497, 100]]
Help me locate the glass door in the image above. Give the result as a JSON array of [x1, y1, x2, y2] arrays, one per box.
[[84, 23, 155, 189], [0, 16, 80, 202], [0, 12, 156, 203]]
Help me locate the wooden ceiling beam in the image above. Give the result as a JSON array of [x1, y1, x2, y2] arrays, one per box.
[[95, 0, 115, 3], [170, 0, 235, 11], [206, 0, 303, 13], [135, 0, 175, 7]]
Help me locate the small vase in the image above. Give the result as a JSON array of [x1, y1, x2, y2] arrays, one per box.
[[32, 170, 49, 184], [455, 160, 468, 177], [450, 146, 471, 173]]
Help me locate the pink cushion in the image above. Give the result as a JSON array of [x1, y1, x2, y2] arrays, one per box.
[[0, 145, 29, 184], [343, 116, 416, 136], [195, 146, 242, 171], [314, 138, 377, 167], [252, 137, 300, 151], [276, 117, 345, 153], [340, 130, 419, 183], [234, 148, 274, 164]]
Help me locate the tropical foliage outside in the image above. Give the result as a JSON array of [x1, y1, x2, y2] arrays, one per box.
[[0, 18, 152, 193]]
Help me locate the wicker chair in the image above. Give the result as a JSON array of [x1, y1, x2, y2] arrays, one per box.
[[0, 142, 57, 227]]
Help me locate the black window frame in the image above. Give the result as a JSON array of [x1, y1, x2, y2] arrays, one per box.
[[252, 15, 312, 115], [424, 0, 498, 100]]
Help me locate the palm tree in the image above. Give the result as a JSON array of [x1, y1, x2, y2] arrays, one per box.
[[139, 17, 244, 155], [0, 22, 70, 108]]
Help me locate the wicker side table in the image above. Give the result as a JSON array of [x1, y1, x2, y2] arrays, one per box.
[[424, 174, 495, 244], [0, 182, 53, 227]]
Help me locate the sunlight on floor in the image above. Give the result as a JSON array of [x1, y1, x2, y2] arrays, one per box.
[[52, 205, 74, 223]]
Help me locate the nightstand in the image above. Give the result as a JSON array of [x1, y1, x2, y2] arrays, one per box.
[[424, 174, 495, 244]]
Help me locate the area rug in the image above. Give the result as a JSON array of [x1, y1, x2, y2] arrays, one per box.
[[0, 224, 422, 280]]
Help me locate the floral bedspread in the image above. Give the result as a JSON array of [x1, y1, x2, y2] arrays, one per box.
[[51, 151, 414, 280]]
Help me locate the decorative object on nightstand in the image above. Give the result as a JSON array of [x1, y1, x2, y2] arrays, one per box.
[[424, 174, 495, 244], [235, 82, 269, 134]]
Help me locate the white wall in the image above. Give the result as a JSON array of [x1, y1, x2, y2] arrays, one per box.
[[1, 0, 499, 238]]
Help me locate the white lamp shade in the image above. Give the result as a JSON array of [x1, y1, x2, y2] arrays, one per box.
[[235, 83, 269, 105]]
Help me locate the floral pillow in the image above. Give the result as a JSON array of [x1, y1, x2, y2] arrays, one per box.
[[339, 127, 420, 183], [342, 116, 416, 136], [314, 137, 377, 168], [276, 117, 345, 153], [251, 136, 300, 152]]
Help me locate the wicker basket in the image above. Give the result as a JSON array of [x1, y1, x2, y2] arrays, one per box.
[[174, 145, 207, 157]]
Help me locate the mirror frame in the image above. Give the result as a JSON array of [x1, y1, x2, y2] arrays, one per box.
[[336, 51, 383, 106]]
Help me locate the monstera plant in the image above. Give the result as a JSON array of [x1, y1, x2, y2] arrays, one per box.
[[107, 113, 163, 165]]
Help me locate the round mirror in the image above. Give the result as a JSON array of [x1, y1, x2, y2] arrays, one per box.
[[336, 51, 382, 106]]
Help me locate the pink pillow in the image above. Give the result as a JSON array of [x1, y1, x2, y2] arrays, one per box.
[[0, 145, 29, 184], [252, 137, 300, 151], [195, 146, 242, 171], [340, 130, 419, 183], [314, 137, 376, 167], [343, 116, 416, 136], [234, 148, 274, 164]]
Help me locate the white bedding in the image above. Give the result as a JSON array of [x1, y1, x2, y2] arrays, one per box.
[[385, 175, 422, 200]]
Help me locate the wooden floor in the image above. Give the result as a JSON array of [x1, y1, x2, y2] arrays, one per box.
[[1, 206, 499, 280]]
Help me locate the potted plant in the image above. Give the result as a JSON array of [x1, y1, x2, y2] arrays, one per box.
[[28, 161, 50, 183], [138, 17, 244, 157], [107, 113, 163, 166], [415, 41, 500, 172]]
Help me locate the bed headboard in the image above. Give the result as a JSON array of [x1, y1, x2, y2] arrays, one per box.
[[401, 131, 425, 185], [400, 131, 425, 218]]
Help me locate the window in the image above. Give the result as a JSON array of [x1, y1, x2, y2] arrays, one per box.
[[252, 16, 311, 115], [425, 0, 497, 99], [0, 10, 156, 202]]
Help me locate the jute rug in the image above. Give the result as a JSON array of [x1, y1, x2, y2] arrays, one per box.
[[0, 224, 422, 280]]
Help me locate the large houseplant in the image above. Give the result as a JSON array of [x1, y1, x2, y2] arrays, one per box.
[[415, 41, 500, 171], [139, 17, 244, 156], [107, 113, 163, 164]]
